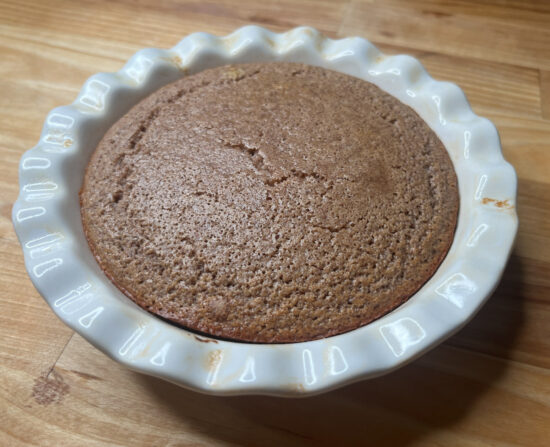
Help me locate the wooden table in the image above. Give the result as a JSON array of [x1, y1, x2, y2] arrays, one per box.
[[1, 1, 549, 445]]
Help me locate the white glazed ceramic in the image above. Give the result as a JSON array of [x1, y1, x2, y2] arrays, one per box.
[[12, 26, 518, 396]]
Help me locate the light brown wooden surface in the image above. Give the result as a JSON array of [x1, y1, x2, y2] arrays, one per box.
[[1, 1, 549, 445]]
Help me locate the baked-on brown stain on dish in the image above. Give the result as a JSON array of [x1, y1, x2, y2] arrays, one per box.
[[482, 197, 513, 209], [286, 383, 306, 393], [194, 335, 218, 344], [80, 62, 459, 343], [205, 350, 223, 372]]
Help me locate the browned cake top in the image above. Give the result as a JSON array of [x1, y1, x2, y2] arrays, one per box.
[[80, 62, 459, 343]]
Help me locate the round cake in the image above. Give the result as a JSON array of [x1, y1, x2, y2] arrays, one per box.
[[80, 62, 459, 343]]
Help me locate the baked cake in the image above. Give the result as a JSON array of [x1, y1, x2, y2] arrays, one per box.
[[80, 62, 459, 343]]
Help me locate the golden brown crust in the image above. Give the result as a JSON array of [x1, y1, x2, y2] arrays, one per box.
[[80, 62, 459, 343]]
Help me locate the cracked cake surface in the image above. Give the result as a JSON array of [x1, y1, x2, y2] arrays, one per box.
[[80, 62, 459, 343]]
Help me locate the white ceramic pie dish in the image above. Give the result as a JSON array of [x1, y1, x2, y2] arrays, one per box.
[[13, 26, 518, 396]]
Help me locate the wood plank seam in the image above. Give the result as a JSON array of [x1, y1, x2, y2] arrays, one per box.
[[46, 332, 74, 379]]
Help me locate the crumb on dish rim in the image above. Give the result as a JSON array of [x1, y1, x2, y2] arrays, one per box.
[[12, 26, 518, 396]]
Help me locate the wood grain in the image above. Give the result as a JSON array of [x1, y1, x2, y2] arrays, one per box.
[[341, 0, 550, 70], [1, 1, 549, 446], [540, 70, 550, 120]]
